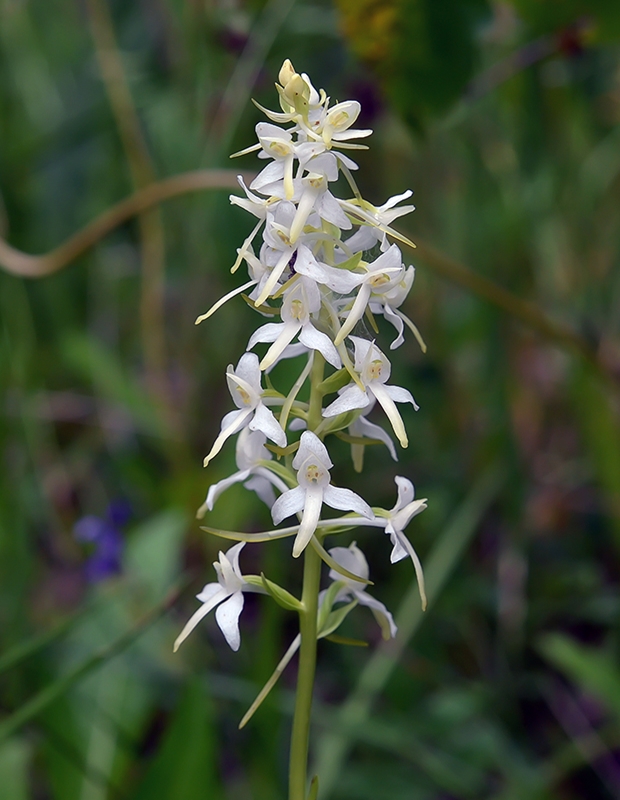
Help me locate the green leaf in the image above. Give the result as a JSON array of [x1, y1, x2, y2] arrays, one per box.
[[325, 634, 368, 647], [318, 600, 358, 638], [132, 678, 220, 800], [317, 367, 351, 395], [125, 509, 187, 603], [538, 633, 620, 721], [307, 775, 319, 800], [0, 739, 30, 800], [259, 573, 304, 612], [317, 580, 347, 632]]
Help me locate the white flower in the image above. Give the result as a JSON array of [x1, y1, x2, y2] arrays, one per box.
[[271, 431, 372, 557], [323, 337, 418, 448], [368, 265, 416, 350], [247, 279, 341, 371], [341, 190, 415, 253], [334, 244, 407, 346], [382, 477, 428, 609], [326, 543, 397, 639], [203, 353, 286, 466], [173, 543, 256, 652], [197, 429, 288, 517]]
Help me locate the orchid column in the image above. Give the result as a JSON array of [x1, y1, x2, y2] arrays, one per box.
[[175, 60, 428, 800]]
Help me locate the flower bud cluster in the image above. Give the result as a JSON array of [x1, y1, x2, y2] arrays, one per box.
[[176, 61, 427, 661]]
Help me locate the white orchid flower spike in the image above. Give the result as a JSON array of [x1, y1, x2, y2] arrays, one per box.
[[174, 543, 259, 652], [326, 543, 397, 639], [271, 431, 373, 557], [198, 429, 289, 518], [203, 353, 286, 467], [323, 337, 418, 448]]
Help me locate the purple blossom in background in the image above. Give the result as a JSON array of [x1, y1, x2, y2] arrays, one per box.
[[74, 500, 130, 583]]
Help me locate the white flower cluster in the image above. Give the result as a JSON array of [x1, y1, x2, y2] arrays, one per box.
[[175, 61, 427, 660]]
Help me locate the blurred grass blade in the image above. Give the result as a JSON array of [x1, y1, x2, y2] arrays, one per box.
[[0, 608, 88, 676], [307, 775, 319, 800], [538, 633, 620, 721], [315, 466, 504, 798], [0, 585, 181, 742]]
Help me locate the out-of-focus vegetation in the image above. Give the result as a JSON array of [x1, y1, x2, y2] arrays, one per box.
[[1, 0, 620, 797]]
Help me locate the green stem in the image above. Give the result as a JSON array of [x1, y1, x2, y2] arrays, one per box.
[[289, 353, 324, 800]]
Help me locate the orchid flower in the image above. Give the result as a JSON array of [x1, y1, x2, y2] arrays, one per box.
[[174, 543, 260, 652], [341, 190, 416, 253], [198, 429, 289, 517], [271, 431, 372, 557], [379, 477, 428, 610], [323, 337, 418, 448], [203, 353, 286, 467], [326, 543, 397, 639], [247, 279, 341, 371], [333, 244, 408, 346]]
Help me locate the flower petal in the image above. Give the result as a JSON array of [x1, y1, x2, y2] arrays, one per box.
[[199, 469, 251, 516], [292, 430, 332, 470], [355, 416, 398, 461], [354, 592, 397, 639], [394, 476, 415, 509], [299, 323, 341, 369], [368, 383, 408, 448], [384, 384, 419, 411], [323, 385, 369, 417], [250, 403, 286, 447], [173, 586, 230, 652], [271, 485, 306, 525], [203, 408, 252, 466], [323, 485, 373, 518], [247, 322, 288, 348], [293, 487, 323, 557], [215, 591, 245, 651]]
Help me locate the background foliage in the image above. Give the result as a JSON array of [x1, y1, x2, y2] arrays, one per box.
[[1, 0, 620, 798]]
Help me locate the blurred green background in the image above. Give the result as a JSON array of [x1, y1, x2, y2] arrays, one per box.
[[2, 0, 620, 798]]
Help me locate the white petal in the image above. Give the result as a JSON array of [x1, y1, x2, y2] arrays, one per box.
[[292, 431, 332, 470], [394, 476, 415, 509], [334, 283, 371, 346], [327, 543, 369, 586], [173, 586, 230, 652], [323, 485, 373, 518], [295, 244, 363, 294], [204, 469, 251, 511], [271, 485, 306, 524], [203, 409, 252, 466], [355, 416, 398, 461], [247, 322, 288, 349], [215, 591, 245, 651], [259, 321, 302, 371], [250, 403, 286, 447], [355, 592, 397, 639], [384, 384, 419, 410], [244, 474, 276, 507], [382, 303, 405, 350], [234, 353, 262, 391], [292, 487, 323, 558], [323, 385, 369, 417], [317, 191, 352, 230], [387, 529, 427, 611], [299, 323, 341, 368], [369, 383, 408, 449], [250, 160, 285, 193]]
